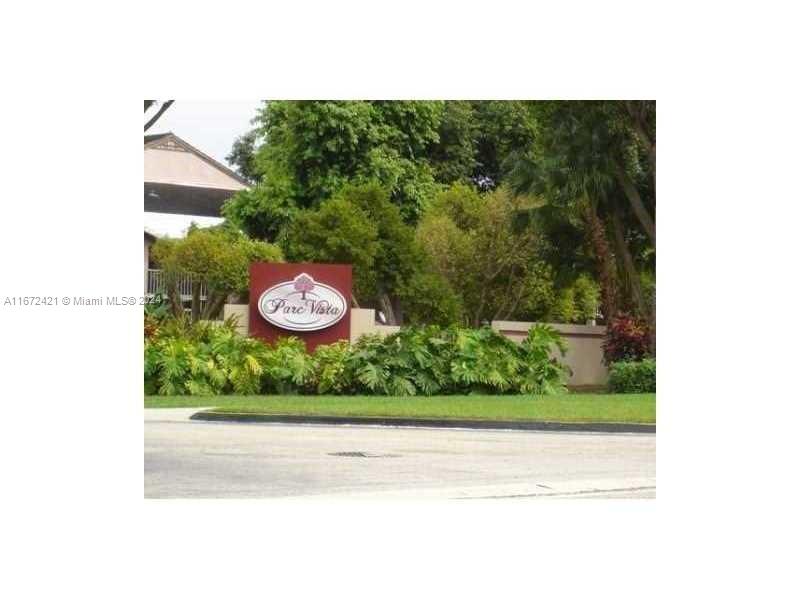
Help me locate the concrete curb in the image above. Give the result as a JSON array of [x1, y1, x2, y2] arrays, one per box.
[[190, 411, 656, 434]]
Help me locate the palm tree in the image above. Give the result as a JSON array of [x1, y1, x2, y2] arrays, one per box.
[[505, 101, 655, 328]]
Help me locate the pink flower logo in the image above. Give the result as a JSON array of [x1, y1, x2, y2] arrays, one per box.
[[293, 273, 315, 300]]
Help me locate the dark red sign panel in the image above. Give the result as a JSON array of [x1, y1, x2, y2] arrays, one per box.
[[249, 263, 352, 352]]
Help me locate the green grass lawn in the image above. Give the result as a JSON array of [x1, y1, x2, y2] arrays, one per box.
[[144, 393, 655, 424]]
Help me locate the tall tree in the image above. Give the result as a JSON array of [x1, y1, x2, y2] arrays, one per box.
[[625, 100, 656, 188], [335, 184, 422, 325], [507, 100, 655, 324], [582, 199, 619, 320], [428, 101, 478, 184], [246, 100, 443, 222], [471, 100, 538, 190], [281, 183, 424, 325], [225, 130, 261, 183], [417, 184, 546, 327], [224, 100, 544, 238]]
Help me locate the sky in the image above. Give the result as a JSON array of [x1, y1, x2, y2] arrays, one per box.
[[144, 100, 262, 237]]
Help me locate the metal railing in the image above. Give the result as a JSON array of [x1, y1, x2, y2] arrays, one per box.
[[146, 269, 207, 302]]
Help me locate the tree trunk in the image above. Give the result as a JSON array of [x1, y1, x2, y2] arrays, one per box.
[[471, 311, 483, 328], [377, 292, 397, 325], [624, 100, 656, 187], [612, 160, 656, 246], [583, 201, 618, 322], [493, 269, 526, 321], [609, 205, 647, 319], [390, 295, 404, 326], [191, 281, 201, 323], [202, 292, 228, 321], [167, 280, 183, 318], [473, 285, 490, 328], [144, 100, 175, 132]]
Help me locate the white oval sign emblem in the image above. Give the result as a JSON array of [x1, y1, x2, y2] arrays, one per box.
[[257, 273, 347, 332]]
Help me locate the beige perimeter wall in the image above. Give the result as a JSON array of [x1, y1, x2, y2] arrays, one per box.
[[349, 308, 400, 341], [491, 320, 607, 387], [222, 305, 607, 387]]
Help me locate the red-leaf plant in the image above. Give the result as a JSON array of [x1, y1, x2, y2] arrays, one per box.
[[602, 313, 652, 364]]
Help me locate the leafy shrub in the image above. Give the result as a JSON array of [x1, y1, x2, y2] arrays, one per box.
[[550, 275, 600, 324], [143, 295, 171, 340], [347, 333, 421, 396], [151, 225, 282, 321], [397, 270, 464, 326], [519, 324, 570, 394], [145, 319, 570, 396], [261, 337, 316, 394], [144, 317, 269, 396], [603, 314, 652, 364], [608, 359, 656, 393], [417, 186, 545, 327], [144, 315, 160, 340], [312, 341, 353, 394], [448, 327, 526, 394]]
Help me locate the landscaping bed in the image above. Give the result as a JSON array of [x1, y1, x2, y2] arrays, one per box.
[[144, 393, 655, 424]]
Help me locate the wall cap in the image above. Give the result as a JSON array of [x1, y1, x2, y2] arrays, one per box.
[[491, 320, 607, 336]]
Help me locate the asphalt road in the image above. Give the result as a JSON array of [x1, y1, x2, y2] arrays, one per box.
[[144, 408, 656, 499]]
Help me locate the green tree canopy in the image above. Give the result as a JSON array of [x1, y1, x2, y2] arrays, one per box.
[[282, 195, 380, 301], [225, 130, 261, 183], [221, 174, 297, 243], [472, 100, 538, 189], [507, 100, 655, 324], [219, 100, 653, 333], [222, 100, 542, 239], [417, 184, 552, 326], [281, 183, 449, 325], [244, 101, 444, 222]]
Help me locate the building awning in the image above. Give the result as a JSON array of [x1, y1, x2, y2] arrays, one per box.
[[144, 182, 238, 217]]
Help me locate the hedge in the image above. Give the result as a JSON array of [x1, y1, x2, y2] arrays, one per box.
[[144, 317, 571, 396], [607, 359, 656, 393]]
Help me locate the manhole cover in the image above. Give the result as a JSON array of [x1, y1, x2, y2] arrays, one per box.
[[329, 451, 400, 458]]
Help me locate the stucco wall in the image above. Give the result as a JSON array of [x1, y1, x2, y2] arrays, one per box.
[[223, 304, 250, 336], [491, 320, 608, 387], [349, 308, 400, 342]]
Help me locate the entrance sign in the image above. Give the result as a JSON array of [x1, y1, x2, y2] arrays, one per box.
[[257, 273, 347, 332], [249, 263, 352, 352]]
